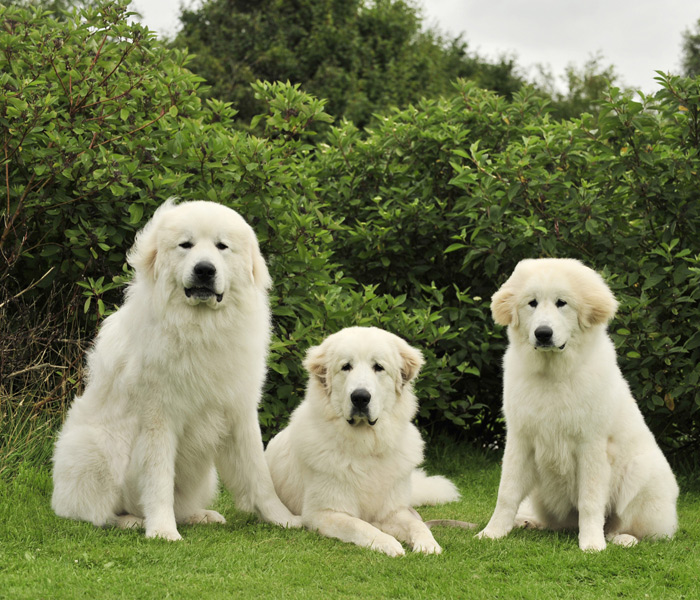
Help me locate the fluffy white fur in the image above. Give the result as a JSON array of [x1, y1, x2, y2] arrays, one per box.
[[478, 258, 679, 551], [265, 326, 460, 557], [52, 199, 301, 540]]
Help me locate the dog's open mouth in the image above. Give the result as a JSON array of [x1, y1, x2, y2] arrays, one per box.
[[184, 287, 224, 303], [534, 343, 566, 351], [347, 416, 378, 427]]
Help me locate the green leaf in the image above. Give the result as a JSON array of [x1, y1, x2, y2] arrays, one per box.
[[128, 203, 144, 225], [444, 243, 467, 254]]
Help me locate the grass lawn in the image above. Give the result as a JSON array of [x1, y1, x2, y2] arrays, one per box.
[[1, 440, 698, 600]]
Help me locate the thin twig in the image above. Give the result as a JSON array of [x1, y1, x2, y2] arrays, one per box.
[[0, 267, 55, 309], [7, 363, 68, 378]]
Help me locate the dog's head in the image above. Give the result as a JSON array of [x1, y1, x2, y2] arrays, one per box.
[[304, 327, 424, 427], [127, 199, 271, 309], [491, 258, 618, 353]]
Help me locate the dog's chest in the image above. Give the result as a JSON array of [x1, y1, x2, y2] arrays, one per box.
[[507, 376, 607, 479], [347, 456, 410, 516], [505, 370, 604, 431], [530, 429, 579, 479], [323, 445, 413, 515]]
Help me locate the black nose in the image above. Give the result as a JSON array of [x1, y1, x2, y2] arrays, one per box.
[[194, 261, 216, 283], [351, 389, 371, 409], [534, 325, 553, 343]]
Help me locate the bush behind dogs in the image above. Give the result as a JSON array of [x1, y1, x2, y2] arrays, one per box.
[[315, 78, 700, 453], [2, 1, 699, 455]]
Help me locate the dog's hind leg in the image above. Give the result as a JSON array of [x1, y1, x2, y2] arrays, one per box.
[[607, 487, 678, 544], [174, 463, 225, 525], [51, 424, 123, 527], [607, 453, 679, 544]]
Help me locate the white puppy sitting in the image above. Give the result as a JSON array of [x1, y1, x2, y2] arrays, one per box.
[[52, 199, 301, 540], [478, 258, 678, 551], [265, 327, 461, 556]]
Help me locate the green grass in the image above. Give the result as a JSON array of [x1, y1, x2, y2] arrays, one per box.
[[1, 441, 699, 600]]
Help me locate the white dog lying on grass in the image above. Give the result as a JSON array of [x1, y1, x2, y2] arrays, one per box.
[[52, 199, 301, 540], [478, 258, 678, 551], [265, 327, 462, 556]]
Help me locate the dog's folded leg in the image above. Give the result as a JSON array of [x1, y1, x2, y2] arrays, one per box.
[[378, 507, 442, 555], [306, 509, 405, 557]]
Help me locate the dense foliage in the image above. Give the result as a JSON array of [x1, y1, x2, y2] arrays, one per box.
[[2, 1, 699, 455], [172, 0, 523, 126], [314, 79, 700, 451]]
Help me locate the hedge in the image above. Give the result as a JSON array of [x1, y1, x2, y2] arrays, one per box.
[[1, 1, 699, 454]]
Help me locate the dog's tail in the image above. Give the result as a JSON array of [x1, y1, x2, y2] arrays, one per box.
[[410, 469, 477, 531], [410, 468, 460, 506]]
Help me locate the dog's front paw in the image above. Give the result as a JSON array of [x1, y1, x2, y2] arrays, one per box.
[[608, 533, 639, 548], [145, 527, 183, 542], [476, 524, 510, 540], [579, 533, 606, 552], [371, 533, 405, 557], [277, 514, 302, 529], [260, 501, 303, 528], [413, 539, 442, 555]]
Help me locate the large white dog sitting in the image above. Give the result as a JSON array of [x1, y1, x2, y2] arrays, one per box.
[[52, 199, 300, 540], [265, 327, 461, 557], [478, 258, 678, 551]]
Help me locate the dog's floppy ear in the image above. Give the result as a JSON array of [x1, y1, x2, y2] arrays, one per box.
[[491, 259, 535, 327], [249, 235, 272, 291], [578, 269, 618, 327], [491, 285, 518, 327], [127, 198, 177, 281], [397, 338, 425, 384], [303, 343, 328, 388]]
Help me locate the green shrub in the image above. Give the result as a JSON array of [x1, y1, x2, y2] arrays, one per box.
[[314, 78, 700, 452], [0, 2, 466, 440]]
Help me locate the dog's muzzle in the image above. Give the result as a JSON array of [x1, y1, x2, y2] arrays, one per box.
[[347, 388, 377, 426], [533, 325, 565, 350], [184, 261, 223, 303]]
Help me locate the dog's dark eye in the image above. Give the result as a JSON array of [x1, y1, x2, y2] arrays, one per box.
[[216, 242, 228, 251], [179, 241, 193, 249], [373, 363, 384, 373], [528, 299, 538, 308], [556, 299, 567, 308], [341, 363, 352, 372]]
